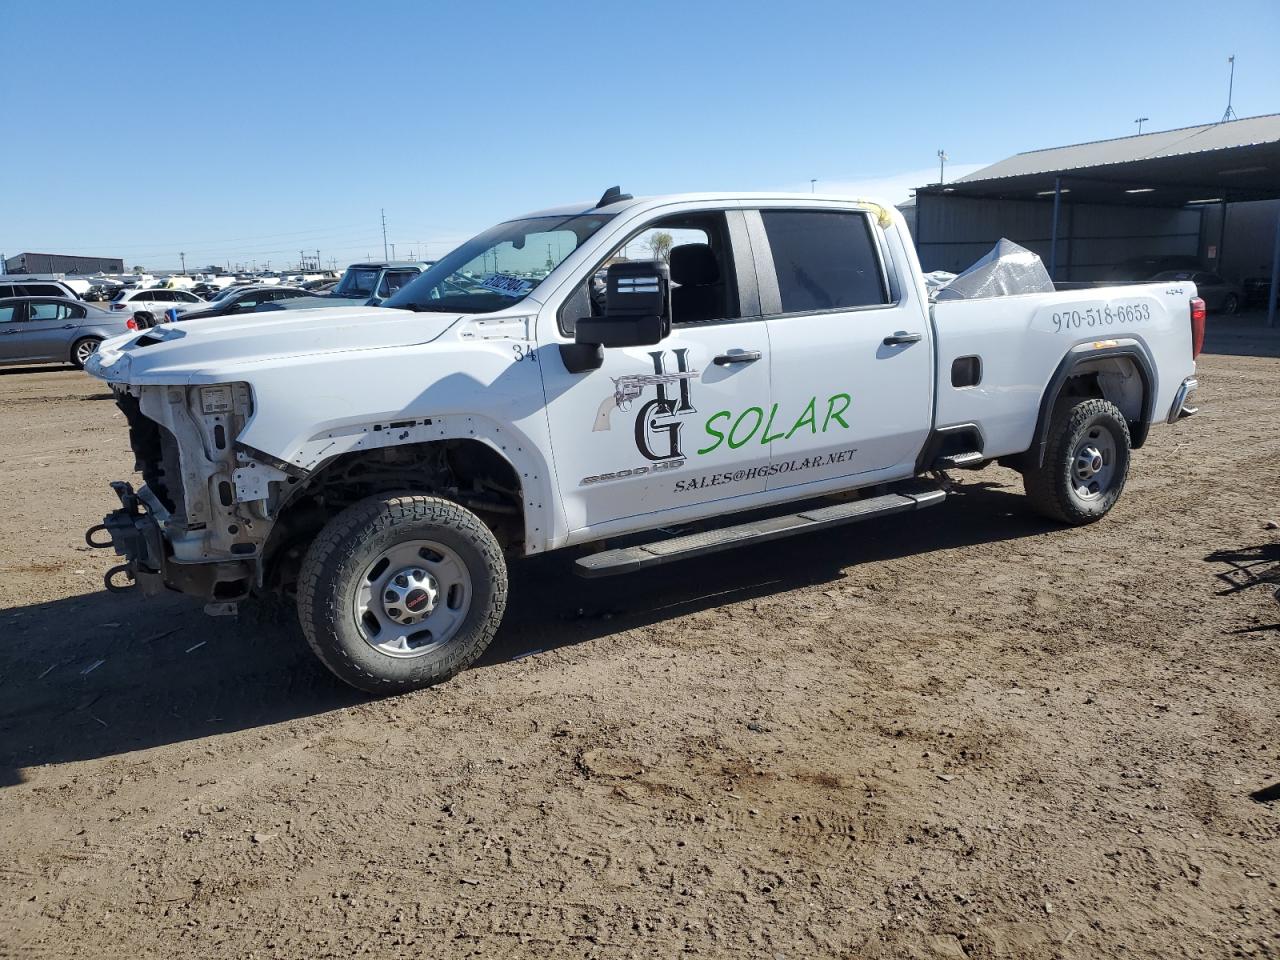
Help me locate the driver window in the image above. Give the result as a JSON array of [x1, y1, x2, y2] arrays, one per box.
[[558, 212, 740, 335]]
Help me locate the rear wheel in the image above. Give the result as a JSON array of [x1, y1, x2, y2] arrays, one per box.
[[70, 337, 102, 369], [296, 494, 507, 694], [1222, 293, 1239, 315], [1023, 398, 1131, 524]]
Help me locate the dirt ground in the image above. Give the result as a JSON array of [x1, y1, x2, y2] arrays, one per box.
[[1, 335, 1277, 959]]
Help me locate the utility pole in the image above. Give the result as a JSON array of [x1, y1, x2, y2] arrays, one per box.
[[1222, 55, 1238, 122], [381, 209, 389, 261], [810, 179, 816, 193], [315, 250, 320, 273], [1134, 116, 1149, 134], [391, 242, 396, 260], [179, 251, 186, 274], [937, 149, 948, 184]]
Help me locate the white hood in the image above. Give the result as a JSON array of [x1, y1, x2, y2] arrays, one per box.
[[87, 305, 464, 385]]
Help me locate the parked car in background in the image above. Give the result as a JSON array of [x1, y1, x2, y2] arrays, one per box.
[[0, 297, 139, 368], [1150, 270, 1241, 314], [0, 278, 82, 300], [165, 285, 312, 322], [109, 287, 205, 324], [1105, 255, 1202, 282], [325, 261, 428, 305]]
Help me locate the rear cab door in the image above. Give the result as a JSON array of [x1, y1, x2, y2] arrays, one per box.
[[748, 202, 934, 491], [538, 203, 773, 539]]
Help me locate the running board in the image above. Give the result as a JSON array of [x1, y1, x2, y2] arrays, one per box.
[[575, 483, 947, 578]]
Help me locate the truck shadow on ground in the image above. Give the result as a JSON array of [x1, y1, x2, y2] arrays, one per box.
[[0, 482, 1049, 785]]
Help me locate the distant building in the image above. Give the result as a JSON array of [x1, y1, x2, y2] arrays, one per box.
[[3, 252, 125, 275]]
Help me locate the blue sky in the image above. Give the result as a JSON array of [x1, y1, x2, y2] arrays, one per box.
[[2, 0, 1277, 272]]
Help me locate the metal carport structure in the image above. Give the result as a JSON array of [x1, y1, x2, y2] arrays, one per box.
[[914, 114, 1280, 326]]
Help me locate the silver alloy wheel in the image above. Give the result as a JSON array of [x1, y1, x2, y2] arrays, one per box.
[[75, 339, 99, 365], [1070, 425, 1116, 500], [353, 539, 473, 658]]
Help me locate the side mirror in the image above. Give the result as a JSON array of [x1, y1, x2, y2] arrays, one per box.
[[575, 260, 671, 348]]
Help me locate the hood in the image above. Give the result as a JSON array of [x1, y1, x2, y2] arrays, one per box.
[[86, 305, 464, 385]]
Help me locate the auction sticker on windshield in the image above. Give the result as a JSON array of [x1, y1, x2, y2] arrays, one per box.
[[481, 273, 534, 298]]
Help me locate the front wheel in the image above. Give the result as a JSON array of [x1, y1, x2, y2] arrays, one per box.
[[1022, 398, 1131, 525], [1221, 293, 1239, 316], [296, 494, 508, 694]]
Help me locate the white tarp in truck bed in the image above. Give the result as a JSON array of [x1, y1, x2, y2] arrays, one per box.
[[933, 238, 1054, 301]]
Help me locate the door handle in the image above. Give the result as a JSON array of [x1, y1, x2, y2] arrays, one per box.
[[883, 331, 923, 346], [713, 349, 762, 365], [62, 323, 75, 329]]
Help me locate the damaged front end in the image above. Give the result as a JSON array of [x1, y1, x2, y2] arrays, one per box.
[[86, 381, 293, 614]]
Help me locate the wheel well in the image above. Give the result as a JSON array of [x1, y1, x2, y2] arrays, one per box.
[[1016, 351, 1152, 471], [262, 439, 524, 593]]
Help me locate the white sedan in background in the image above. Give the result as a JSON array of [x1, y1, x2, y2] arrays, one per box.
[[108, 287, 205, 321]]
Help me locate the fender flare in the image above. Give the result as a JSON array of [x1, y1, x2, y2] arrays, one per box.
[[248, 413, 557, 556], [1028, 342, 1156, 468]]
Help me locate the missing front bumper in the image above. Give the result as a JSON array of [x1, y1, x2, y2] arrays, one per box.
[[87, 480, 252, 602]]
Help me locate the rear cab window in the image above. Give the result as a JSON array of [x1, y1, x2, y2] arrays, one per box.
[[759, 209, 889, 314]]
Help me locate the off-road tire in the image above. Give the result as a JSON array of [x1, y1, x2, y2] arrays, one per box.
[[296, 494, 507, 694], [1023, 398, 1131, 525], [70, 337, 102, 369]]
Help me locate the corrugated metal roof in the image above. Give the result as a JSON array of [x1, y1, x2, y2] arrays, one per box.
[[956, 114, 1280, 184]]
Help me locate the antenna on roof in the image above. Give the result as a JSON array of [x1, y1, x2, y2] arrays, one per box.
[[1221, 55, 1238, 123], [595, 186, 632, 208]]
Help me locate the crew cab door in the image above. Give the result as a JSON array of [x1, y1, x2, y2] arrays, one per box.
[[749, 206, 933, 489], [539, 209, 772, 536]]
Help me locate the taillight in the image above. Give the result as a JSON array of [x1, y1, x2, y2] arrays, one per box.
[[126, 317, 138, 330], [1189, 297, 1206, 359]]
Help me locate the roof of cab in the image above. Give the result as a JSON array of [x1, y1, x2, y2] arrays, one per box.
[[514, 192, 897, 221]]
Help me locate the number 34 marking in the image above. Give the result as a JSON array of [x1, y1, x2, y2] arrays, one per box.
[[512, 343, 537, 362]]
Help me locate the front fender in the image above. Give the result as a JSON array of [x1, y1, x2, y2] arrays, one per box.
[[234, 337, 561, 555]]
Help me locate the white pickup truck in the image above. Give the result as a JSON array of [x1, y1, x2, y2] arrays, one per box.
[[85, 188, 1204, 693]]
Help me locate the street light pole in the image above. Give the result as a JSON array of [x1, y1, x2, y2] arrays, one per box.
[[810, 179, 816, 193], [179, 251, 186, 275]]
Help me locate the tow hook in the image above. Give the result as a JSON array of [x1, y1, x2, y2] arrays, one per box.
[[85, 523, 113, 549], [104, 564, 137, 593]]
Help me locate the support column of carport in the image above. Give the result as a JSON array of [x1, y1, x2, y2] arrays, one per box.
[[1269, 205, 1280, 329], [1048, 177, 1063, 281]]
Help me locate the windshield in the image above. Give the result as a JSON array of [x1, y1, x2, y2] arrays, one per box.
[[384, 213, 615, 314], [333, 267, 381, 298]]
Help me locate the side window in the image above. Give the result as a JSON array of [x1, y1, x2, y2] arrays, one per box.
[[377, 271, 417, 298], [760, 210, 888, 314], [28, 301, 69, 321], [0, 286, 15, 299], [557, 211, 742, 334], [153, 291, 174, 302], [178, 291, 200, 302], [0, 305, 17, 323]]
